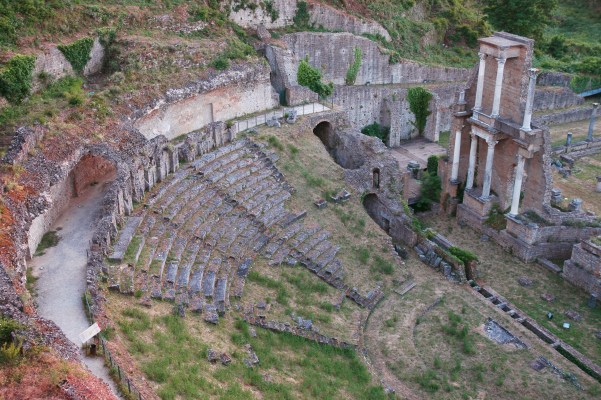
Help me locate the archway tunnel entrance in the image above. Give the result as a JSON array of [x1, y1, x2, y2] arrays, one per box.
[[313, 121, 364, 169]]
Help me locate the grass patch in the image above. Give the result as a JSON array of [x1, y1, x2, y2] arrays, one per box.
[[34, 230, 60, 256], [123, 235, 142, 265], [371, 255, 395, 275]]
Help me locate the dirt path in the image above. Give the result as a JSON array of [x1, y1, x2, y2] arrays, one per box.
[[30, 182, 122, 398]]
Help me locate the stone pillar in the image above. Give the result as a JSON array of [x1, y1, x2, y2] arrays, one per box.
[[550, 188, 562, 206], [466, 132, 478, 190], [568, 198, 582, 212], [491, 57, 506, 118], [588, 103, 599, 141], [509, 153, 526, 215], [566, 132, 573, 146], [451, 130, 462, 182], [458, 89, 466, 104], [481, 138, 498, 198], [521, 68, 539, 131], [474, 53, 486, 112], [596, 176, 601, 193]]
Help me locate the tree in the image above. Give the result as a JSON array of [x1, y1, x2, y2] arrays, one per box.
[[297, 56, 334, 98], [484, 0, 558, 42], [407, 87, 432, 136]]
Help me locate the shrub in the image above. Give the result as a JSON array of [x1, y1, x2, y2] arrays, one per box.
[[0, 54, 36, 104], [212, 57, 229, 70], [297, 56, 333, 98], [427, 155, 439, 176], [448, 246, 478, 266], [361, 122, 389, 144], [345, 47, 362, 85], [0, 317, 22, 345], [58, 37, 94, 74], [407, 87, 433, 136], [414, 172, 441, 211], [293, 1, 310, 29]]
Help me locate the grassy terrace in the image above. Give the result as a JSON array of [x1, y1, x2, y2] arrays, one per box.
[[106, 297, 390, 400], [421, 213, 601, 368], [553, 152, 601, 216], [248, 125, 411, 295]]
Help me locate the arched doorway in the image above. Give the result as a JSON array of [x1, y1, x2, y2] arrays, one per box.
[[313, 121, 335, 150], [373, 168, 381, 189]]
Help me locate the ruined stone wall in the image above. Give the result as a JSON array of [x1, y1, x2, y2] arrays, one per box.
[[332, 84, 462, 146], [31, 37, 105, 92], [228, 0, 391, 40], [72, 154, 117, 197], [536, 106, 594, 126], [533, 87, 584, 111], [563, 240, 601, 296], [537, 71, 572, 88], [134, 63, 278, 141], [282, 32, 469, 87]]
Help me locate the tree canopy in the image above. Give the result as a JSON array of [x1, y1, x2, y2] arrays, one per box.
[[484, 0, 558, 42]]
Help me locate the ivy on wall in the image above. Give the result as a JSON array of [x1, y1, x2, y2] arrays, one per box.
[[407, 86, 433, 136], [58, 37, 94, 74], [0, 54, 36, 104], [345, 47, 362, 85]]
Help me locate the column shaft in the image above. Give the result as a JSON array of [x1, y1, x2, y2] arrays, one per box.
[[466, 134, 478, 189], [491, 58, 506, 117], [588, 103, 599, 141], [481, 139, 497, 198], [474, 53, 486, 111], [509, 154, 526, 215], [451, 130, 462, 182], [521, 68, 539, 131]]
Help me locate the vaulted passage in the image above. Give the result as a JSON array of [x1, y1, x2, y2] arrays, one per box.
[[362, 193, 390, 233], [313, 121, 364, 169]]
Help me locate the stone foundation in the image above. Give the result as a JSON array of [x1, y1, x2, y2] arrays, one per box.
[[563, 239, 601, 297]]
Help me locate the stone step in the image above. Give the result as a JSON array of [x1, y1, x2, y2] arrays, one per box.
[[109, 216, 143, 262]]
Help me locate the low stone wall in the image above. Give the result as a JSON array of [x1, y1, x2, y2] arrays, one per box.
[[308, 1, 391, 41], [537, 72, 572, 88], [552, 138, 601, 158], [533, 86, 584, 112], [537, 106, 594, 126], [134, 62, 278, 141]]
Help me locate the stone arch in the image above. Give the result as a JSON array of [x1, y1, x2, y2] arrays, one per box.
[[312, 121, 364, 169], [71, 154, 117, 197]]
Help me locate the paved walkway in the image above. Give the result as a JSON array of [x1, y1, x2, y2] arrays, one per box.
[[233, 102, 330, 132], [30, 183, 121, 398]]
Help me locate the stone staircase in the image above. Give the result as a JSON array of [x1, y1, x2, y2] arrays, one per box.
[[108, 139, 383, 322]]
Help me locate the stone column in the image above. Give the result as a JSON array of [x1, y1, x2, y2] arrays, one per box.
[[588, 103, 599, 141], [491, 57, 506, 118], [509, 153, 526, 215], [466, 132, 478, 190], [521, 68, 539, 131], [481, 138, 498, 198], [474, 52, 486, 112], [451, 130, 462, 182], [596, 176, 601, 193], [566, 132, 573, 146]]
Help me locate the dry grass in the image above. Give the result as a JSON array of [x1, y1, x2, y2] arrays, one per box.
[[549, 119, 600, 148], [365, 270, 600, 399], [250, 124, 411, 295], [552, 153, 601, 216], [422, 214, 601, 367]]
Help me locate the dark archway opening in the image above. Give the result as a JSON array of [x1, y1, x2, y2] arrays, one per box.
[[313, 121, 335, 150], [362, 193, 390, 234], [373, 168, 380, 189], [313, 121, 364, 169], [71, 154, 117, 197]]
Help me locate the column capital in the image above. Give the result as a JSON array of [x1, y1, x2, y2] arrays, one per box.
[[478, 52, 486, 61], [496, 57, 506, 65], [527, 68, 540, 79], [486, 138, 498, 147]]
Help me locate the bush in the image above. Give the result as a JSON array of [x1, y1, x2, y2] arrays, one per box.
[[407, 87, 433, 136], [297, 56, 333, 98], [0, 54, 36, 104], [212, 57, 230, 70], [415, 172, 441, 211], [293, 1, 310, 29], [58, 37, 94, 74], [427, 155, 438, 176], [361, 122, 389, 144], [448, 246, 478, 266]]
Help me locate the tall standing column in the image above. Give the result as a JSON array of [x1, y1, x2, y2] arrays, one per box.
[[481, 138, 497, 198], [466, 132, 478, 190], [588, 103, 599, 141], [521, 68, 539, 131], [491, 57, 506, 118], [474, 52, 486, 112], [509, 154, 526, 215], [451, 130, 462, 182]]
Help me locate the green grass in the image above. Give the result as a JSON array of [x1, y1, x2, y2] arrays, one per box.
[[371, 255, 394, 275], [34, 230, 61, 256], [115, 303, 388, 400], [123, 235, 142, 265]]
